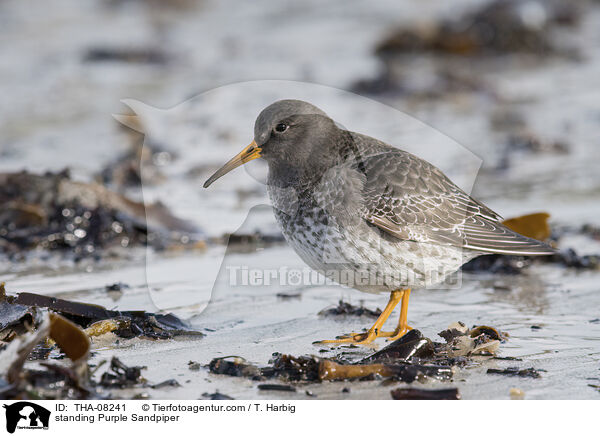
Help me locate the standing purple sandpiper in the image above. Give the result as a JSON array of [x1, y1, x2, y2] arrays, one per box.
[[204, 99, 554, 345]]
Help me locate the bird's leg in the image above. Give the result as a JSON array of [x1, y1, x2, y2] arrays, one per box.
[[314, 290, 403, 345], [380, 288, 413, 341]]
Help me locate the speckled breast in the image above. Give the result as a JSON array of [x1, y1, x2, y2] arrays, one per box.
[[268, 185, 473, 293]]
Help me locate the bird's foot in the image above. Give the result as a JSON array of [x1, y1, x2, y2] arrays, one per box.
[[380, 325, 413, 341], [313, 329, 378, 345]]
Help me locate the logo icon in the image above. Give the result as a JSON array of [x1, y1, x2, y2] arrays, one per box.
[[3, 402, 51, 433]]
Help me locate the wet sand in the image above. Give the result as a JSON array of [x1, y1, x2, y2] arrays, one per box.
[[1, 0, 600, 399]]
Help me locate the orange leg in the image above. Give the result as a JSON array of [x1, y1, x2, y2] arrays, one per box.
[[380, 289, 412, 341], [314, 289, 406, 345]]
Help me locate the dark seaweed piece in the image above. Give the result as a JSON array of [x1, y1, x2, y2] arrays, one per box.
[[0, 170, 201, 259], [386, 363, 454, 383], [506, 132, 570, 154], [438, 323, 469, 342], [391, 387, 461, 400], [375, 0, 579, 58], [544, 249, 600, 270], [257, 384, 297, 392], [98, 357, 146, 388], [318, 359, 453, 383], [487, 367, 543, 378], [318, 300, 382, 318], [151, 379, 181, 389], [84, 47, 168, 64], [0, 297, 41, 342], [462, 254, 531, 274], [209, 356, 262, 379], [463, 248, 600, 274], [262, 354, 321, 382], [360, 330, 435, 363], [225, 232, 286, 247], [13, 292, 203, 340], [276, 292, 302, 300], [201, 392, 234, 400]]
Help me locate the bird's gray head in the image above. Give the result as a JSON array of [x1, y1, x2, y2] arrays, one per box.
[[204, 99, 340, 188]]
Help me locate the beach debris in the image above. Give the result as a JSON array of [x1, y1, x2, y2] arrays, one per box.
[[352, 64, 495, 99], [376, 0, 579, 58], [510, 387, 526, 399], [223, 231, 286, 249], [318, 359, 452, 382], [487, 367, 543, 378], [354, 0, 581, 98], [359, 329, 435, 363], [462, 214, 600, 273], [208, 356, 262, 379], [0, 312, 92, 400], [151, 379, 181, 389], [84, 47, 168, 64], [188, 361, 202, 371], [441, 323, 504, 358], [0, 284, 43, 342], [0, 170, 202, 260], [0, 300, 168, 399], [276, 292, 302, 300], [588, 385, 600, 393], [318, 300, 382, 318], [506, 133, 570, 155], [463, 248, 600, 274], [105, 284, 125, 302], [98, 135, 170, 191], [11, 291, 203, 340], [208, 322, 505, 387], [502, 213, 551, 242], [257, 384, 297, 392], [201, 392, 234, 400], [98, 357, 146, 388], [391, 387, 461, 400]]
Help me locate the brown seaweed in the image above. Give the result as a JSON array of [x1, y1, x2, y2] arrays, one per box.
[[0, 312, 93, 399], [487, 367, 543, 378], [98, 357, 146, 388], [257, 384, 297, 392], [0, 170, 202, 260], [12, 292, 203, 340], [84, 47, 168, 64], [318, 300, 382, 318], [208, 356, 262, 379], [201, 392, 234, 400], [376, 0, 579, 58], [391, 387, 461, 400], [207, 321, 504, 388]]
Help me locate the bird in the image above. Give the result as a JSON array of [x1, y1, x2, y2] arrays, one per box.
[[203, 99, 554, 345]]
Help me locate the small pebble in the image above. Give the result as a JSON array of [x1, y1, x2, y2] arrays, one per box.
[[510, 388, 525, 399]]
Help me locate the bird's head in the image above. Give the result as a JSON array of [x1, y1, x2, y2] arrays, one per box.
[[203, 99, 338, 188]]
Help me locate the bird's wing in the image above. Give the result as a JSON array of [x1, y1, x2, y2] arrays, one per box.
[[351, 146, 554, 255]]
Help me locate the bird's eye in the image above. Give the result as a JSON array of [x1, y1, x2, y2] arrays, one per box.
[[274, 123, 288, 133]]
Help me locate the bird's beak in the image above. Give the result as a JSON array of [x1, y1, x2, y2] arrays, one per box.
[[203, 140, 262, 188]]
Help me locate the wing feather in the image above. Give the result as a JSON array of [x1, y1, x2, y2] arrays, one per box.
[[346, 133, 554, 256]]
